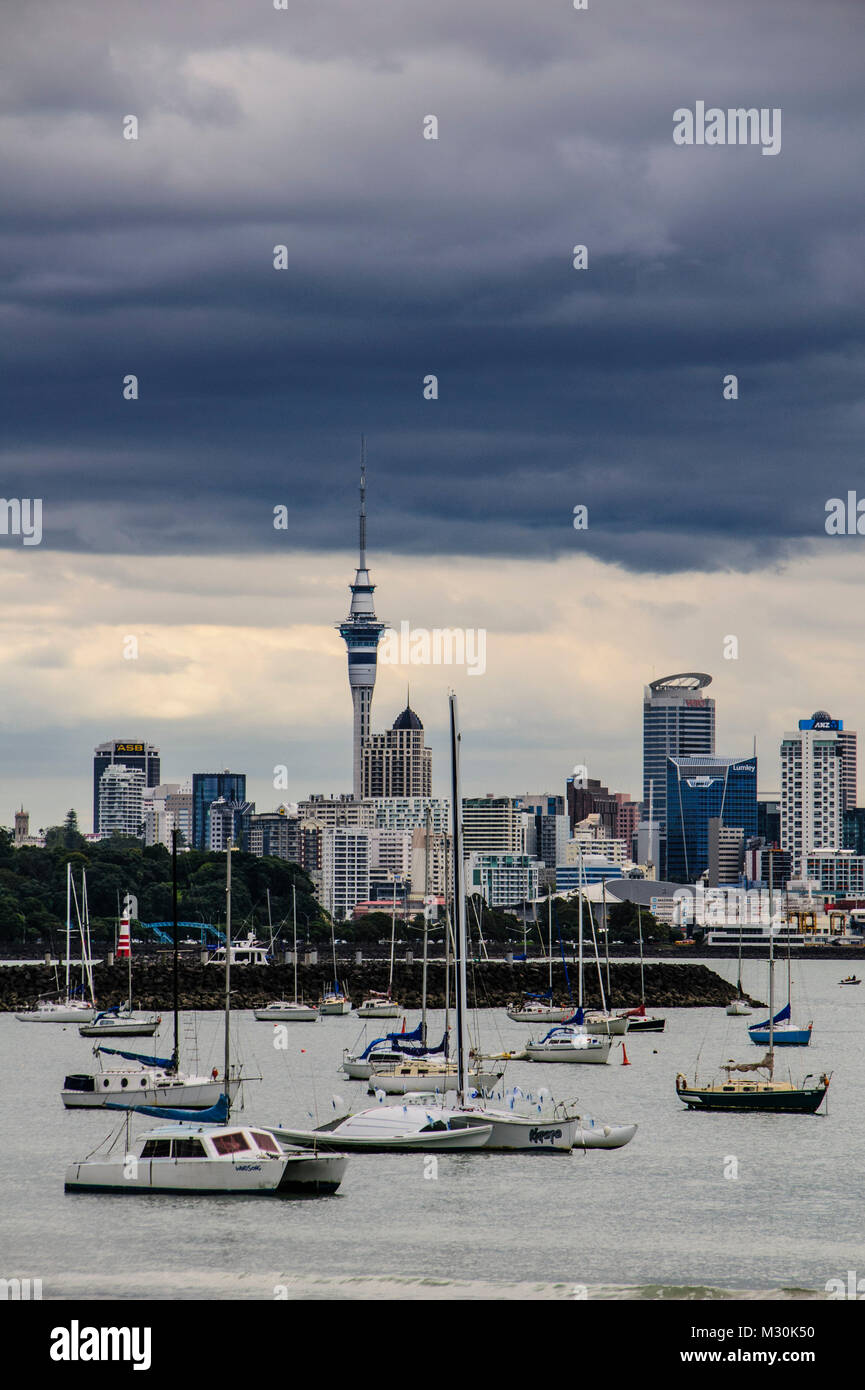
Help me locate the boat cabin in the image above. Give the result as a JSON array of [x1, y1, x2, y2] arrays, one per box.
[[207, 934, 270, 967], [135, 1126, 284, 1159]]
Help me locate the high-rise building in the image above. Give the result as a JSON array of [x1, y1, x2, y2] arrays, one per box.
[[248, 806, 302, 861], [93, 740, 160, 833], [191, 772, 247, 850], [321, 826, 371, 918], [707, 818, 745, 887], [465, 852, 544, 908], [207, 797, 254, 852], [361, 703, 432, 798], [371, 797, 450, 832], [665, 754, 757, 884], [757, 796, 781, 847], [141, 782, 192, 848], [462, 797, 528, 856], [98, 763, 146, 838], [780, 712, 847, 875], [642, 673, 715, 874], [337, 461, 387, 799], [565, 776, 620, 836], [297, 795, 375, 828]]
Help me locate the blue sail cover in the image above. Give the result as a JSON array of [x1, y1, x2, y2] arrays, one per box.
[[93, 1006, 121, 1020], [96, 1045, 175, 1069], [524, 990, 553, 1001], [359, 1021, 423, 1060], [104, 1093, 230, 1124], [749, 1002, 792, 1031], [560, 1006, 584, 1026]]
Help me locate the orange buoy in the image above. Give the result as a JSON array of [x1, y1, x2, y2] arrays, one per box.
[[621, 1043, 631, 1066]]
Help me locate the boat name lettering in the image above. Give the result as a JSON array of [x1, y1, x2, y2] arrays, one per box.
[[528, 1128, 562, 1144]]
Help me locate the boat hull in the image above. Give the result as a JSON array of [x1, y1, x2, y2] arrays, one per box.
[[254, 1006, 319, 1022], [622, 1016, 666, 1032], [573, 1121, 638, 1150], [748, 1028, 812, 1047], [525, 1038, 611, 1064], [506, 1006, 572, 1024], [676, 1078, 829, 1114], [367, 1068, 500, 1095], [79, 1019, 160, 1037], [725, 1002, 752, 1016], [356, 1004, 401, 1019], [584, 1016, 629, 1036], [270, 1113, 493, 1152], [64, 1151, 347, 1195], [62, 1076, 240, 1110], [319, 999, 352, 1015], [16, 1006, 96, 1023]]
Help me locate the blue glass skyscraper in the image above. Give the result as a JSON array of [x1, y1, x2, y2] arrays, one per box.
[[665, 755, 757, 884], [192, 771, 247, 850]]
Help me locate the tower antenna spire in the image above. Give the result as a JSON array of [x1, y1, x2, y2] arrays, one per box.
[[359, 436, 367, 568]]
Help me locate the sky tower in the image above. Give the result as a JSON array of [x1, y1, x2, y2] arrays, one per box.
[[337, 445, 387, 798]]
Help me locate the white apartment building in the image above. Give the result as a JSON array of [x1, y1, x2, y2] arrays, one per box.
[[465, 852, 543, 908], [322, 826, 371, 919], [98, 764, 145, 838], [804, 850, 865, 897], [298, 795, 376, 829], [781, 717, 844, 875], [142, 782, 193, 848]]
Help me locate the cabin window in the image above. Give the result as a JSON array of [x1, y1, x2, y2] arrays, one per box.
[[250, 1131, 281, 1155], [171, 1138, 206, 1158], [211, 1132, 250, 1155], [141, 1139, 172, 1158]]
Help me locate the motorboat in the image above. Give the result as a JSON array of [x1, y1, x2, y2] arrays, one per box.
[[839, 975, 861, 986], [64, 831, 349, 1197], [270, 1104, 493, 1152], [65, 1119, 346, 1195]]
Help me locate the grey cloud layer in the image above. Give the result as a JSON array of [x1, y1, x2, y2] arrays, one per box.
[[1, 0, 863, 572]]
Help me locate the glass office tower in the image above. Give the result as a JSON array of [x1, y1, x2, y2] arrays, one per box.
[[665, 755, 757, 884], [192, 772, 247, 850], [643, 674, 715, 875]]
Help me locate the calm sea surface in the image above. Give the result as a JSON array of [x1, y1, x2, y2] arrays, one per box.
[[2, 957, 862, 1299]]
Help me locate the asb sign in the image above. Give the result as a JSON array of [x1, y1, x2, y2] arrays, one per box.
[[115, 741, 146, 753]]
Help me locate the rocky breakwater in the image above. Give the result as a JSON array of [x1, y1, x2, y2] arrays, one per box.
[[0, 959, 752, 1012]]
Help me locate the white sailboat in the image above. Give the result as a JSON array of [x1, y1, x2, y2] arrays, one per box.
[[65, 833, 348, 1195], [79, 896, 161, 1037], [319, 912, 352, 1013], [357, 877, 401, 1016], [506, 895, 574, 1023], [63, 836, 236, 1110], [254, 887, 319, 1022], [525, 849, 613, 1064], [16, 864, 97, 1022], [726, 919, 753, 1015]]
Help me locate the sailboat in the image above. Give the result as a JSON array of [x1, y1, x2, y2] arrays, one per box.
[[254, 886, 319, 1022], [319, 912, 352, 1013], [357, 879, 401, 1016], [80, 896, 161, 1036], [725, 918, 752, 1016], [524, 849, 612, 1064], [65, 835, 348, 1194], [273, 695, 635, 1153], [748, 860, 811, 1045], [506, 895, 573, 1023], [16, 864, 97, 1022], [675, 905, 830, 1113], [63, 834, 239, 1110], [581, 877, 629, 1036], [619, 905, 666, 1032]]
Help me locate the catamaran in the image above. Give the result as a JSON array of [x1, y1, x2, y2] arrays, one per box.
[[65, 833, 348, 1195], [254, 887, 319, 1022]]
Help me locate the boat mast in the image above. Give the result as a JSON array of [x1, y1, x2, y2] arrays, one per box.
[[292, 885, 298, 1004], [773, 845, 778, 1061], [449, 693, 469, 1104], [224, 837, 232, 1109], [548, 891, 553, 993], [65, 860, 71, 1002], [577, 846, 584, 1011], [171, 828, 179, 1072], [421, 805, 431, 1045], [637, 904, 645, 1008], [126, 897, 132, 1012], [602, 877, 611, 1002], [388, 877, 396, 1000]]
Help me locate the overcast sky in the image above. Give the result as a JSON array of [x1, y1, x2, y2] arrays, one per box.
[[1, 0, 864, 829]]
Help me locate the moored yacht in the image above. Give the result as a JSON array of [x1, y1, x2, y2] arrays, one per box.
[[524, 1026, 611, 1064], [79, 1006, 162, 1038]]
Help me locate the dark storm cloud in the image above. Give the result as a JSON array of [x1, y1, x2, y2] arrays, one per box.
[[1, 0, 863, 572]]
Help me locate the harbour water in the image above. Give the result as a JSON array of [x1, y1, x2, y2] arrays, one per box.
[[2, 958, 861, 1300]]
